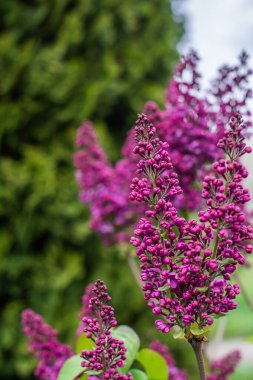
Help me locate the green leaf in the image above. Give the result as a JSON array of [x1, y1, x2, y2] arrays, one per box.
[[58, 355, 84, 380], [158, 284, 169, 292], [195, 286, 208, 292], [136, 348, 169, 380], [76, 333, 95, 354], [111, 325, 140, 373], [227, 259, 238, 264], [130, 369, 148, 380], [172, 325, 185, 340], [211, 313, 227, 320], [190, 323, 210, 337]]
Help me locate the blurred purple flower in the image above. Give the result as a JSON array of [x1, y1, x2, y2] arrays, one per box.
[[207, 350, 241, 380], [21, 309, 73, 380], [74, 52, 252, 246]]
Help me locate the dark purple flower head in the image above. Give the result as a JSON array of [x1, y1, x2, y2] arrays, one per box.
[[21, 309, 73, 380], [207, 350, 241, 380], [81, 280, 133, 380], [130, 113, 252, 337], [200, 113, 253, 266], [144, 52, 217, 211], [144, 51, 252, 211]]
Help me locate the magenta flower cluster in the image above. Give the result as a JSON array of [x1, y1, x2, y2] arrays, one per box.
[[21, 309, 73, 380], [144, 51, 252, 211], [144, 52, 217, 211], [74, 52, 251, 244], [130, 113, 252, 334], [206, 350, 241, 380], [81, 280, 133, 380]]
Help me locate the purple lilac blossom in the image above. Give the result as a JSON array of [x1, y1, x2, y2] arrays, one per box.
[[144, 51, 252, 211], [21, 309, 73, 380], [144, 51, 217, 211], [74, 53, 251, 245], [74, 122, 143, 245], [130, 113, 253, 336], [74, 122, 116, 239], [207, 350, 241, 380], [81, 280, 133, 380], [149, 340, 187, 380]]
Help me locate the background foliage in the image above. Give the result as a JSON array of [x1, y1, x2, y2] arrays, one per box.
[[0, 1, 183, 379]]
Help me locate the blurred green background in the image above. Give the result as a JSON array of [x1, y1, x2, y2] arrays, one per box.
[[2, 1, 253, 379], [0, 1, 184, 379]]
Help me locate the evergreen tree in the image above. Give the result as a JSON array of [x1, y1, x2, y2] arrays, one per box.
[[0, 1, 183, 378]]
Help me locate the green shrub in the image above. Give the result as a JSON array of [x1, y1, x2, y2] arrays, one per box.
[[0, 1, 182, 378]]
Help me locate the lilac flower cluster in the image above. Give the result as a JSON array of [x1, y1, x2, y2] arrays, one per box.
[[74, 52, 252, 244], [144, 52, 217, 211], [81, 280, 133, 380], [130, 113, 252, 336], [149, 340, 187, 380], [199, 114, 253, 270], [144, 51, 252, 211], [207, 350, 241, 380], [74, 122, 142, 245], [74, 122, 116, 241], [21, 309, 73, 380]]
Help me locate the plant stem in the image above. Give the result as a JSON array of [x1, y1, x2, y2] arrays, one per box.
[[189, 338, 206, 380], [126, 251, 142, 287], [234, 271, 253, 311], [212, 232, 220, 259]]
